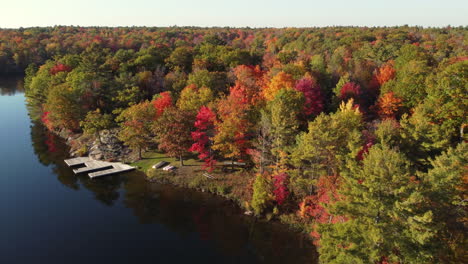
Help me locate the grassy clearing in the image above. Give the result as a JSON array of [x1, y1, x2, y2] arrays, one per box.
[[130, 151, 203, 171], [132, 151, 255, 208]]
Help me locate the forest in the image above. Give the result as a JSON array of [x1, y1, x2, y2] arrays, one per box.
[[1, 26, 466, 263]]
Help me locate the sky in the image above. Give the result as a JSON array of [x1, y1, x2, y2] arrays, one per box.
[[1, 0, 467, 28]]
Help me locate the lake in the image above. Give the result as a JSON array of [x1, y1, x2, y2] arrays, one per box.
[[0, 76, 317, 264]]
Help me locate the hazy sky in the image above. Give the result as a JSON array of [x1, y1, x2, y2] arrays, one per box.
[[1, 0, 467, 28]]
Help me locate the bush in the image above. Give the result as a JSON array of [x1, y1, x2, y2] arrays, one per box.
[[187, 174, 207, 189], [251, 174, 272, 216], [77, 145, 88, 156], [216, 184, 231, 195]]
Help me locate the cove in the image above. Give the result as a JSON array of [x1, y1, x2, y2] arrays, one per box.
[[0, 76, 317, 264]]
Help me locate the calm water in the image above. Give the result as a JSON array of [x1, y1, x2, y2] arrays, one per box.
[[0, 76, 316, 264]]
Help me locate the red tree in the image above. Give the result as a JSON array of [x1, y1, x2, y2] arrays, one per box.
[[41, 111, 54, 131], [50, 63, 72, 75], [294, 76, 324, 116], [273, 172, 289, 205], [189, 106, 217, 171], [339, 82, 362, 102], [232, 65, 265, 105], [152, 91, 173, 117], [298, 175, 344, 245], [299, 175, 341, 224]]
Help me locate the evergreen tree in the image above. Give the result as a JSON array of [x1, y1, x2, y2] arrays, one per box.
[[251, 173, 273, 216], [319, 144, 437, 264], [268, 88, 305, 162], [292, 100, 363, 182], [422, 142, 467, 262]]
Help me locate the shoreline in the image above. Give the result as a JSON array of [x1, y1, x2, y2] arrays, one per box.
[[54, 126, 315, 245]]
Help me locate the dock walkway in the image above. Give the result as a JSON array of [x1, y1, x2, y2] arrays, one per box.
[[64, 157, 135, 178], [89, 164, 135, 178], [64, 157, 92, 167]]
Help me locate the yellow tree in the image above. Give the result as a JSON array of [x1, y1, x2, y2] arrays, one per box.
[[262, 71, 295, 101], [116, 101, 156, 159], [177, 84, 214, 113]]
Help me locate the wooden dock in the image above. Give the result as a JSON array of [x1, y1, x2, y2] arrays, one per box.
[[64, 157, 135, 178], [64, 157, 92, 167], [89, 164, 135, 178], [72, 160, 113, 174]]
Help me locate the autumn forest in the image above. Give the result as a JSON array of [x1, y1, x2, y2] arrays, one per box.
[[1, 26, 467, 263]]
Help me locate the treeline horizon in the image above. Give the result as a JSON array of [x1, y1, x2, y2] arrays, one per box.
[[2, 25, 467, 29], [2, 26, 466, 263]]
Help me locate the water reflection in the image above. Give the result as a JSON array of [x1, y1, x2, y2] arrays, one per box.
[[0, 75, 24, 95], [25, 84, 317, 264], [30, 120, 80, 190]]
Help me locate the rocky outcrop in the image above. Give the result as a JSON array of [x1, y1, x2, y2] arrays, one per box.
[[67, 128, 135, 162], [89, 129, 133, 161]]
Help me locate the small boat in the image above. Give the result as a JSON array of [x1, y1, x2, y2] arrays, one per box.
[[152, 161, 169, 169], [162, 165, 176, 171]]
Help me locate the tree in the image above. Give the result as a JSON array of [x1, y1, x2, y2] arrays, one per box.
[[272, 172, 289, 205], [298, 174, 340, 225], [116, 101, 156, 160], [424, 60, 468, 143], [137, 69, 164, 98], [251, 110, 275, 174], [166, 46, 193, 72], [318, 144, 437, 263], [278, 50, 298, 64], [292, 100, 363, 182], [80, 109, 113, 143], [374, 63, 396, 86], [112, 72, 143, 114], [328, 46, 351, 77], [333, 74, 350, 97], [400, 103, 454, 169], [251, 173, 272, 216], [374, 118, 403, 148], [187, 69, 228, 93], [310, 54, 327, 74], [153, 107, 194, 166], [44, 83, 85, 131], [189, 106, 217, 171], [294, 75, 324, 117], [339, 82, 362, 103], [25, 60, 54, 110], [164, 70, 187, 95], [262, 71, 295, 101], [220, 48, 252, 68], [381, 44, 430, 108], [177, 84, 214, 113], [376, 92, 403, 120], [268, 88, 305, 160], [152, 91, 173, 117], [231, 65, 264, 105], [50, 63, 72, 75], [422, 142, 467, 262], [133, 45, 170, 71], [212, 86, 252, 162]]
